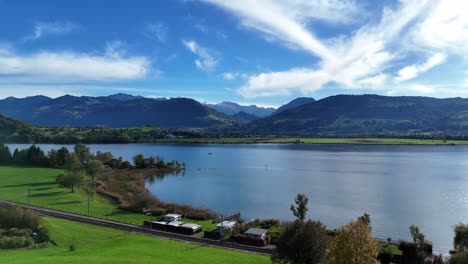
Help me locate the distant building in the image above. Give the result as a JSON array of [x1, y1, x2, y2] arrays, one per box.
[[216, 221, 237, 233], [180, 223, 203, 233], [166, 220, 184, 227], [162, 214, 182, 222], [244, 228, 268, 240]]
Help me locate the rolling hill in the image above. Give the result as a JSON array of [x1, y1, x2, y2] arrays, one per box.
[[0, 94, 236, 129], [0, 114, 32, 142], [274, 97, 315, 114], [246, 94, 468, 135]]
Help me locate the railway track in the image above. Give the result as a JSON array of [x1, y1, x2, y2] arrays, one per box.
[[0, 200, 275, 255]]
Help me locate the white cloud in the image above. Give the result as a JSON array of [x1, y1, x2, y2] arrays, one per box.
[[143, 22, 168, 43], [410, 0, 468, 56], [204, 0, 468, 98], [214, 1, 429, 98], [24, 21, 80, 41], [202, 0, 344, 61], [182, 40, 218, 71], [356, 74, 388, 88], [395, 53, 447, 82], [238, 68, 330, 98], [0, 45, 151, 82], [220, 72, 247, 80]]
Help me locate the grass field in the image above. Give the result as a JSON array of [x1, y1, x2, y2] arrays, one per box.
[[0, 166, 216, 232], [151, 137, 468, 145], [0, 216, 271, 264]]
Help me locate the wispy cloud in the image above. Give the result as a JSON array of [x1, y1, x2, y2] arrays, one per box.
[[220, 72, 247, 80], [23, 21, 80, 41], [409, 0, 468, 56], [182, 40, 219, 71], [395, 53, 447, 82], [204, 0, 466, 98], [143, 22, 169, 43], [0, 44, 151, 82]]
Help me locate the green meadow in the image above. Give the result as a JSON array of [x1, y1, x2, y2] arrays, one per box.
[[0, 166, 215, 231], [0, 216, 270, 264]]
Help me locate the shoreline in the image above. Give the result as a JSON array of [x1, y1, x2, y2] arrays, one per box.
[[7, 137, 468, 146], [128, 137, 468, 146]]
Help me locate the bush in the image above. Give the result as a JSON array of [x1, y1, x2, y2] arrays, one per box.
[[0, 206, 40, 231], [259, 219, 280, 229], [36, 226, 50, 243], [451, 252, 468, 264], [0, 235, 33, 249], [276, 220, 330, 264]]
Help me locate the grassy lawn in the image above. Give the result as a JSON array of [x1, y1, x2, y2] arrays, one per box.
[[0, 166, 216, 232], [151, 137, 468, 145], [0, 216, 271, 264]]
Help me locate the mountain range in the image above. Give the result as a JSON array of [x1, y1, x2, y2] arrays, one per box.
[[0, 95, 235, 129], [4, 94, 468, 136], [246, 94, 468, 135]]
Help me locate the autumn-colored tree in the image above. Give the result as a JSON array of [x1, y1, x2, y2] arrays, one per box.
[[327, 219, 379, 264]]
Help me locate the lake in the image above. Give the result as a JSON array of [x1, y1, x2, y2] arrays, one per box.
[[8, 143, 468, 253]]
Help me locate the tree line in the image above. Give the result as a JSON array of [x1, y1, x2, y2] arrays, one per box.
[[274, 193, 467, 264]]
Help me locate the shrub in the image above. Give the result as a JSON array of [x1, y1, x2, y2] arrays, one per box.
[[0, 206, 40, 231], [259, 219, 280, 229], [0, 235, 33, 249], [36, 226, 50, 243], [276, 220, 330, 264]]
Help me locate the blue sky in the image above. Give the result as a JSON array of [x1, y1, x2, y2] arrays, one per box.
[[0, 0, 466, 107]]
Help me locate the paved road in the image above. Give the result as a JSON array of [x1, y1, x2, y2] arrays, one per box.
[[0, 200, 275, 255]]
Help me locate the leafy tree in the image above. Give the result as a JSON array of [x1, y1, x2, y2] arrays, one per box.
[[274, 220, 330, 264], [454, 223, 468, 252], [133, 154, 146, 169], [74, 143, 91, 165], [25, 145, 47, 166], [398, 225, 431, 264], [85, 159, 103, 180], [290, 193, 308, 222], [0, 144, 12, 164], [56, 147, 70, 167], [148, 156, 156, 168], [410, 224, 425, 247], [358, 213, 371, 228], [12, 148, 27, 165], [83, 179, 97, 201], [62, 153, 84, 192], [327, 220, 379, 264], [96, 151, 114, 165]]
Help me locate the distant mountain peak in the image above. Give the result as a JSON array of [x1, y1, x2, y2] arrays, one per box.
[[205, 101, 276, 117], [106, 93, 144, 101], [274, 97, 316, 114]]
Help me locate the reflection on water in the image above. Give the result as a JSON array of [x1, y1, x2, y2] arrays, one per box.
[[146, 170, 185, 184], [8, 143, 468, 253]]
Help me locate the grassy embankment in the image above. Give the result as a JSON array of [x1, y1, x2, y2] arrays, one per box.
[[0, 166, 215, 232], [152, 137, 468, 145], [0, 216, 270, 264]]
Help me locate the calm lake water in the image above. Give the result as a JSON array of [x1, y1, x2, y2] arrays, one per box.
[[8, 143, 468, 252]]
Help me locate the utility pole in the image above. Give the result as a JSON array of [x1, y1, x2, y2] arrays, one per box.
[[27, 186, 31, 207]]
